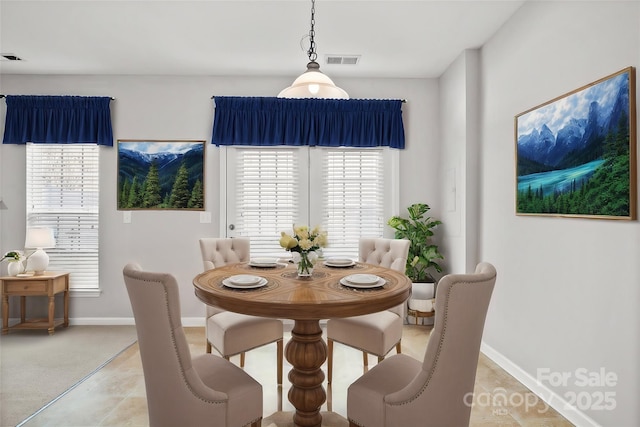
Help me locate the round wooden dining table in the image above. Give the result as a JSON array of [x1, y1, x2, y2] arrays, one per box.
[[193, 260, 411, 427]]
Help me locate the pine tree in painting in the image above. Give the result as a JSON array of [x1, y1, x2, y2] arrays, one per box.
[[143, 161, 163, 208], [169, 162, 191, 208], [127, 176, 141, 208], [188, 179, 204, 209]]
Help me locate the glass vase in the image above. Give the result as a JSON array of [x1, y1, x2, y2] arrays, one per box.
[[295, 251, 315, 277]]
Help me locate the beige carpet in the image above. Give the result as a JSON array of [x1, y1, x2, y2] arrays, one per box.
[[262, 411, 349, 427], [0, 325, 138, 427]]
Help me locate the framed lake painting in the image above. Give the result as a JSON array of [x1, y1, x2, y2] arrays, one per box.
[[515, 67, 636, 220], [117, 140, 205, 210]]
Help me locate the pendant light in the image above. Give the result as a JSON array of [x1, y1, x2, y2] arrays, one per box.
[[278, 0, 349, 99]]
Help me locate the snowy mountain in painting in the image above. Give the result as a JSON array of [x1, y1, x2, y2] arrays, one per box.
[[517, 72, 629, 170]]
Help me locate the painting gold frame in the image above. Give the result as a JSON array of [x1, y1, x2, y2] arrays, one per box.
[[515, 67, 636, 220]]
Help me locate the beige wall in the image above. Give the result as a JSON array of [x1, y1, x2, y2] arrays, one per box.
[[476, 1, 640, 426], [0, 75, 440, 320]]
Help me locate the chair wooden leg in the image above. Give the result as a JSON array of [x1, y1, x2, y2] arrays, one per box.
[[240, 352, 246, 367], [396, 341, 402, 354], [250, 419, 262, 427], [206, 341, 212, 353], [327, 339, 334, 384], [362, 351, 368, 367], [377, 355, 385, 363], [277, 339, 283, 385]]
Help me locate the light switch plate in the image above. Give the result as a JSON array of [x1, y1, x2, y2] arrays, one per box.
[[200, 212, 212, 223], [123, 211, 131, 223]]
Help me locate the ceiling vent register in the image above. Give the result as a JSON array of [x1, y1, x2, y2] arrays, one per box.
[[326, 55, 360, 65]]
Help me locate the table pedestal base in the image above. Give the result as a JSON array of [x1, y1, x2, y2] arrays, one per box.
[[286, 320, 327, 427]]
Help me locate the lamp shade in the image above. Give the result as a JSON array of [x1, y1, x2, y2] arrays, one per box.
[[278, 61, 349, 99], [25, 228, 55, 275], [25, 227, 56, 249]]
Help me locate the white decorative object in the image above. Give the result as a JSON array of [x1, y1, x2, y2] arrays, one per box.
[[25, 227, 56, 275], [7, 261, 25, 276], [1, 250, 26, 276]]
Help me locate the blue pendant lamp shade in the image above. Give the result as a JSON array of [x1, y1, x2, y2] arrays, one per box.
[[278, 0, 349, 100]]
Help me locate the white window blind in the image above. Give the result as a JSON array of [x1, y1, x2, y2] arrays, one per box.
[[230, 148, 302, 257], [227, 147, 387, 259], [319, 149, 384, 258], [26, 143, 99, 290]]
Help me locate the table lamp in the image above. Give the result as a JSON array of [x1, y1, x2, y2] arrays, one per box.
[[25, 227, 56, 275]]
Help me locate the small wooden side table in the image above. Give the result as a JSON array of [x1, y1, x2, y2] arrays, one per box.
[[1, 271, 70, 335], [407, 306, 435, 325]]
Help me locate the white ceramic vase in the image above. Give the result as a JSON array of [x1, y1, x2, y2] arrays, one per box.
[[7, 261, 25, 276]]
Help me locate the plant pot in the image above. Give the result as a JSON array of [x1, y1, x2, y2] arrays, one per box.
[[407, 281, 435, 325]]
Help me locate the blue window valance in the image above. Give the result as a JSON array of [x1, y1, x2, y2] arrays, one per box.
[[211, 96, 405, 149], [2, 95, 114, 146]]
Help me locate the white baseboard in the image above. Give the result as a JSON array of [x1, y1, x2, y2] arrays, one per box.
[[66, 317, 206, 327], [12, 317, 302, 329], [68, 318, 135, 326], [480, 341, 601, 427]]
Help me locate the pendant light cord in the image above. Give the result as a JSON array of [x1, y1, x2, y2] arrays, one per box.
[[307, 0, 317, 62]]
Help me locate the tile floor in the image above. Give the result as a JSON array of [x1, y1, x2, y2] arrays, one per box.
[[20, 325, 574, 427]]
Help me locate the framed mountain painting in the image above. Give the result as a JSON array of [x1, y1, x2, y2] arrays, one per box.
[[515, 67, 636, 219], [117, 140, 205, 210]]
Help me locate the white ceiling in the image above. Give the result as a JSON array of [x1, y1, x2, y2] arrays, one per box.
[[0, 0, 525, 79]]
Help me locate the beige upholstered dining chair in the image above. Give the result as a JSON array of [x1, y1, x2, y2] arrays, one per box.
[[326, 237, 410, 384], [199, 237, 284, 385], [346, 262, 497, 427], [123, 263, 263, 427]]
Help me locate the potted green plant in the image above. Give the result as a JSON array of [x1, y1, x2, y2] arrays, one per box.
[[388, 203, 443, 325], [387, 203, 444, 282]]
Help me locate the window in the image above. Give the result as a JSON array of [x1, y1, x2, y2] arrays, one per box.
[[227, 148, 304, 255], [317, 149, 385, 257], [26, 143, 100, 291], [225, 146, 395, 258]]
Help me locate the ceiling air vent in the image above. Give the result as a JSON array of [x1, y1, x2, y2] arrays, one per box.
[[1, 54, 22, 61], [325, 55, 360, 65]]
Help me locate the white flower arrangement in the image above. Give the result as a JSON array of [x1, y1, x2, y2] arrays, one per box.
[[279, 225, 328, 254], [279, 225, 328, 276]]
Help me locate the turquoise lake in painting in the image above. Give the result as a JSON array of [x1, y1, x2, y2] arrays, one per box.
[[517, 159, 605, 197]]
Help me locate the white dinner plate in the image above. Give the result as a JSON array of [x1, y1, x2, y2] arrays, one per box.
[[339, 277, 386, 289], [222, 276, 268, 289], [249, 257, 280, 267], [324, 258, 355, 267], [228, 274, 262, 285], [345, 274, 380, 285]]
